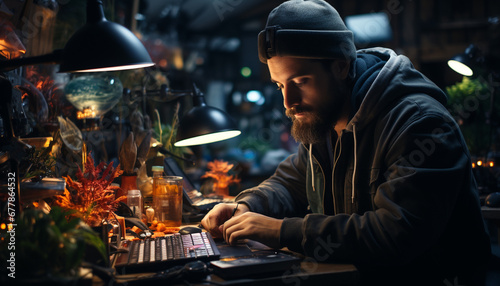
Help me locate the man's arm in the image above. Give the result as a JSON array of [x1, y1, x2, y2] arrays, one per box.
[[202, 144, 310, 242], [235, 144, 311, 218], [281, 110, 477, 266]]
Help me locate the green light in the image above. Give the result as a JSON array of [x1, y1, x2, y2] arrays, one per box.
[[241, 67, 252, 77]]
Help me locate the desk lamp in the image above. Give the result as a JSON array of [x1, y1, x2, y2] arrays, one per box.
[[448, 16, 500, 77], [0, 0, 154, 215], [174, 84, 241, 147], [0, 0, 154, 73], [142, 84, 240, 165], [447, 44, 482, 77]]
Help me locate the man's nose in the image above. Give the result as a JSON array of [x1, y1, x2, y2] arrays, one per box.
[[282, 85, 301, 109]]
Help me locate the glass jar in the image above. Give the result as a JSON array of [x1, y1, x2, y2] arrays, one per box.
[[127, 189, 143, 218]]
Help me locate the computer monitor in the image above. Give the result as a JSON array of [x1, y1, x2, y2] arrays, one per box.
[[345, 12, 393, 47]]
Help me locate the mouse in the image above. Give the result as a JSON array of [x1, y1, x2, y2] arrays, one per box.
[[485, 192, 500, 208], [179, 226, 203, 235]]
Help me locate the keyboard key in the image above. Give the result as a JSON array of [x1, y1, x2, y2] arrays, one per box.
[[149, 239, 156, 262], [161, 238, 167, 261], [144, 240, 150, 262], [155, 239, 161, 262], [168, 236, 175, 260], [138, 241, 144, 263]]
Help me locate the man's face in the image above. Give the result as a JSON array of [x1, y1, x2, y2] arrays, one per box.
[[268, 56, 350, 144]]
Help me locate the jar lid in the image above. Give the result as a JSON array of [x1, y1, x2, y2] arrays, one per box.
[[152, 166, 164, 172], [127, 189, 141, 195]]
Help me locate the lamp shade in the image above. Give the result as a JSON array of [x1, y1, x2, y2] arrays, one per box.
[[174, 86, 240, 147], [175, 106, 241, 147], [448, 44, 483, 77], [448, 54, 474, 76], [58, 0, 154, 73]]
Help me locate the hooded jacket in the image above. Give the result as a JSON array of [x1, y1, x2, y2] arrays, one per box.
[[235, 48, 491, 284]]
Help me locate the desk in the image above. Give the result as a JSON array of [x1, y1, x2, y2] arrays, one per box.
[[107, 239, 359, 286], [207, 240, 358, 285], [482, 206, 500, 245], [111, 258, 359, 286], [101, 219, 359, 286]]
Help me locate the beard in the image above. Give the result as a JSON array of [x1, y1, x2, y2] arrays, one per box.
[[286, 97, 346, 145]]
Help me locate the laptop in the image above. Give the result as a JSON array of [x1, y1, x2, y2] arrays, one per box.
[[162, 157, 233, 218]]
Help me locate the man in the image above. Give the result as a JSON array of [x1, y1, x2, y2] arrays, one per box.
[[201, 0, 491, 284]]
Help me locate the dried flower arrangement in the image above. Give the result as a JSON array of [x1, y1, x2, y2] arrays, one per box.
[[54, 153, 125, 226], [201, 159, 240, 196]]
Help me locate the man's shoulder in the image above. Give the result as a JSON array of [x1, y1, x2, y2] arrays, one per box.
[[372, 93, 456, 136], [398, 93, 450, 115]]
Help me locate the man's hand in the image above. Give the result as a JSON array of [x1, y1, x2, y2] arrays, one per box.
[[221, 212, 283, 249], [201, 203, 249, 238]]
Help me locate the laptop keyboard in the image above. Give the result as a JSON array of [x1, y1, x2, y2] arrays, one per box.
[[114, 232, 221, 273]]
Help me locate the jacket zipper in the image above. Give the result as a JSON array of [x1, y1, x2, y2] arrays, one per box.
[[331, 135, 342, 215], [307, 145, 330, 215]]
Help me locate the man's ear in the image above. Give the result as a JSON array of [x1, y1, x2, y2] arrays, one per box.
[[330, 60, 351, 80]]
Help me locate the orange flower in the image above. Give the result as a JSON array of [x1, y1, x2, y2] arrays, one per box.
[[201, 160, 240, 195]]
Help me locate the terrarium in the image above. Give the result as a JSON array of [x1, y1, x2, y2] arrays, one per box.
[[64, 73, 122, 119]]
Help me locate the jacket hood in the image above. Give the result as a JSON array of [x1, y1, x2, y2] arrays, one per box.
[[346, 47, 448, 131]]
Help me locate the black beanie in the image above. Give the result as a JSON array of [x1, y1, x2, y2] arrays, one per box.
[[258, 0, 356, 65]]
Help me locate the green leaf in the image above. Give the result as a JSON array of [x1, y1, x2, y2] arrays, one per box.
[[1, 207, 107, 279]]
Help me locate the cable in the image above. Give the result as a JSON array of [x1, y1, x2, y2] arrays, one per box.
[[111, 260, 211, 285]]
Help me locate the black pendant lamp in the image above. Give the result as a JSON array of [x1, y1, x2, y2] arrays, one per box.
[[0, 0, 154, 73], [59, 0, 154, 73]]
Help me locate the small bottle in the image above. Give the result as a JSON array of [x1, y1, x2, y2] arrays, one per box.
[[152, 165, 164, 197], [143, 166, 164, 208], [152, 165, 164, 177], [151, 166, 164, 175], [127, 189, 143, 218], [146, 207, 155, 224]]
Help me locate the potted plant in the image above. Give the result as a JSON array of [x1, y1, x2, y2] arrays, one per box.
[[201, 159, 241, 196], [446, 76, 494, 156], [53, 152, 124, 227], [0, 207, 107, 285]]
